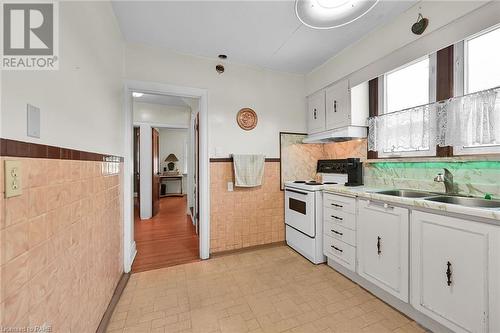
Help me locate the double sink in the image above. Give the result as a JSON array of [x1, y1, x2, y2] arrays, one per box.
[[373, 189, 500, 209]]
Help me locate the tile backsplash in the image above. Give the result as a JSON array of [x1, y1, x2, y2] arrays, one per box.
[[0, 158, 123, 332], [210, 161, 284, 253], [365, 161, 500, 198]]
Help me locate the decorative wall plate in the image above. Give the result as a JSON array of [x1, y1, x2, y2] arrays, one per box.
[[237, 108, 258, 130]]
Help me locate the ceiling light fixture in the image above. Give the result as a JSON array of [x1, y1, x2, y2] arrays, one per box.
[[132, 92, 144, 98], [295, 0, 379, 30]]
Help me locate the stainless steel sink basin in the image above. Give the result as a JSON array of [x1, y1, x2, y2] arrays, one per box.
[[424, 196, 500, 208], [373, 189, 435, 198]]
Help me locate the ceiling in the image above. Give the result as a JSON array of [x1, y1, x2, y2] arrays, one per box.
[[133, 93, 191, 107], [112, 1, 417, 74]]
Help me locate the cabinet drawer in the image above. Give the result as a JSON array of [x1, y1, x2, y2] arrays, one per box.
[[324, 235, 356, 272], [324, 220, 355, 246], [324, 207, 355, 230], [324, 193, 356, 215]]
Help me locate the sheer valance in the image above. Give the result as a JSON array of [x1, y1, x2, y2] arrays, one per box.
[[368, 87, 500, 153]]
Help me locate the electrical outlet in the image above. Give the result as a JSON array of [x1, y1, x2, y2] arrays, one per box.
[[227, 181, 234, 192], [5, 160, 22, 198]]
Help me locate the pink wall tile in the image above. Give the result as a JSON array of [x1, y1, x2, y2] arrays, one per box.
[[210, 162, 284, 253], [0, 157, 123, 332]]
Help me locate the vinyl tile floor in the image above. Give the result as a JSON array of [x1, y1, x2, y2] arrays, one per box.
[[107, 246, 426, 333]]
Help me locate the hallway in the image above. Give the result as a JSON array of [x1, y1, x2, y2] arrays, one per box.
[[132, 197, 199, 272]]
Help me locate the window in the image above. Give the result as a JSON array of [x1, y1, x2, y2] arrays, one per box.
[[375, 56, 436, 157], [465, 25, 500, 94], [452, 24, 500, 155], [384, 57, 432, 113]]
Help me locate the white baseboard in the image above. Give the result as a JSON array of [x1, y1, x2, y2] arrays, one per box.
[[125, 241, 137, 273]]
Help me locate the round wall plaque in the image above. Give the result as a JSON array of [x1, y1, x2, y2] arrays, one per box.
[[236, 108, 258, 131]]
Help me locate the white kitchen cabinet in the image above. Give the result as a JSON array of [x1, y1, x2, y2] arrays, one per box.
[[411, 211, 500, 333], [357, 200, 409, 302], [323, 193, 357, 272], [307, 90, 326, 134], [325, 79, 350, 129]]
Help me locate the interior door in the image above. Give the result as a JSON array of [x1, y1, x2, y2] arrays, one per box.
[[133, 127, 140, 203], [194, 112, 200, 234], [152, 128, 160, 217]]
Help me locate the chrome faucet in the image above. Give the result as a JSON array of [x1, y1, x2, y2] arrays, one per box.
[[434, 168, 457, 195]]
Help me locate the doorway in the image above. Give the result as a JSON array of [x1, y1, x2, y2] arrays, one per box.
[[128, 89, 205, 272]]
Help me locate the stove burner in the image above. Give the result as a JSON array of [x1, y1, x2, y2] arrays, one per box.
[[305, 181, 322, 185], [293, 180, 306, 183], [322, 182, 338, 185]]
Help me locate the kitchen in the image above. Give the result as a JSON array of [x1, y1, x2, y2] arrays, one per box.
[[1, 1, 500, 333]]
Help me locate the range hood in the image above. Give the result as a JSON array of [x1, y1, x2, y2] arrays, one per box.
[[302, 126, 367, 144]]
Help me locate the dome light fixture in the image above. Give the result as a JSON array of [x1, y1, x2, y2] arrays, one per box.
[[295, 0, 379, 30]]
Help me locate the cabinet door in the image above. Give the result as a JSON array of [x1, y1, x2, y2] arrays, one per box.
[[325, 80, 350, 129], [307, 90, 326, 134], [411, 211, 500, 333], [357, 200, 409, 301]]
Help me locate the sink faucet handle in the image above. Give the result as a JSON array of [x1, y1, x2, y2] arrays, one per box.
[[434, 173, 445, 182]]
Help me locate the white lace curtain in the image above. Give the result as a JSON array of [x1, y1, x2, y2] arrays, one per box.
[[368, 88, 500, 152], [368, 105, 433, 153]]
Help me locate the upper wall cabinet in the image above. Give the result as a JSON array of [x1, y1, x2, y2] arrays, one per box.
[[307, 80, 369, 135], [307, 90, 326, 134], [326, 79, 350, 129]]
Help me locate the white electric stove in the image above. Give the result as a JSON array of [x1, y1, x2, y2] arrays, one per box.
[[284, 160, 349, 264]]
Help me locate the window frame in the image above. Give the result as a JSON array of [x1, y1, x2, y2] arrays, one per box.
[[377, 54, 437, 158], [453, 23, 500, 156]]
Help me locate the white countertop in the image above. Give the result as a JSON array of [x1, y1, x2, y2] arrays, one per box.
[[323, 184, 500, 223]]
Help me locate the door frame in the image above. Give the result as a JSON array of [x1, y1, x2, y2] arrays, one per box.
[[123, 80, 210, 272]]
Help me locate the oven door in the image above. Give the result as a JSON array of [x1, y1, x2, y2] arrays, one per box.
[[285, 187, 316, 237]]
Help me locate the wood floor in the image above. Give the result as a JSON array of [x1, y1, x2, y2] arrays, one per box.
[[132, 196, 200, 273]]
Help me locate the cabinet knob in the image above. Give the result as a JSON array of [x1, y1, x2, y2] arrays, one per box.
[[377, 236, 381, 255], [334, 100, 337, 113], [313, 108, 317, 119]]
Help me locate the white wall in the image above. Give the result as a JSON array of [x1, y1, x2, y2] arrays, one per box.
[[0, 2, 124, 156], [159, 128, 188, 194], [133, 102, 190, 126], [139, 124, 152, 219], [306, 1, 499, 95], [124, 43, 306, 158]]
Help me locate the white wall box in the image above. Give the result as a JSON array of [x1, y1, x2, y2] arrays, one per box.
[[411, 211, 500, 333], [357, 200, 409, 302], [307, 90, 326, 134]]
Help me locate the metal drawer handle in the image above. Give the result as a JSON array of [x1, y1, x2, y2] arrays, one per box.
[[331, 203, 343, 208], [331, 215, 343, 221], [331, 245, 343, 253], [446, 261, 452, 286], [331, 229, 343, 236], [377, 236, 381, 255]]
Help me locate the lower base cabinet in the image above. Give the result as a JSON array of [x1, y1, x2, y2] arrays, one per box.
[[411, 211, 500, 333], [357, 200, 409, 302]]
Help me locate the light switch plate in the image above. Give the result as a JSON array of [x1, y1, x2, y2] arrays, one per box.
[[27, 104, 40, 138], [5, 160, 23, 198]]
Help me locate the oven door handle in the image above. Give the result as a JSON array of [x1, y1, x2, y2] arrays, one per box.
[[285, 189, 309, 196]]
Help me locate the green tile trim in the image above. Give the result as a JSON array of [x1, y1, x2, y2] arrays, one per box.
[[370, 161, 500, 169]]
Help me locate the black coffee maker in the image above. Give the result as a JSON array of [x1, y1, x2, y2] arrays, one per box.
[[345, 158, 363, 187]]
